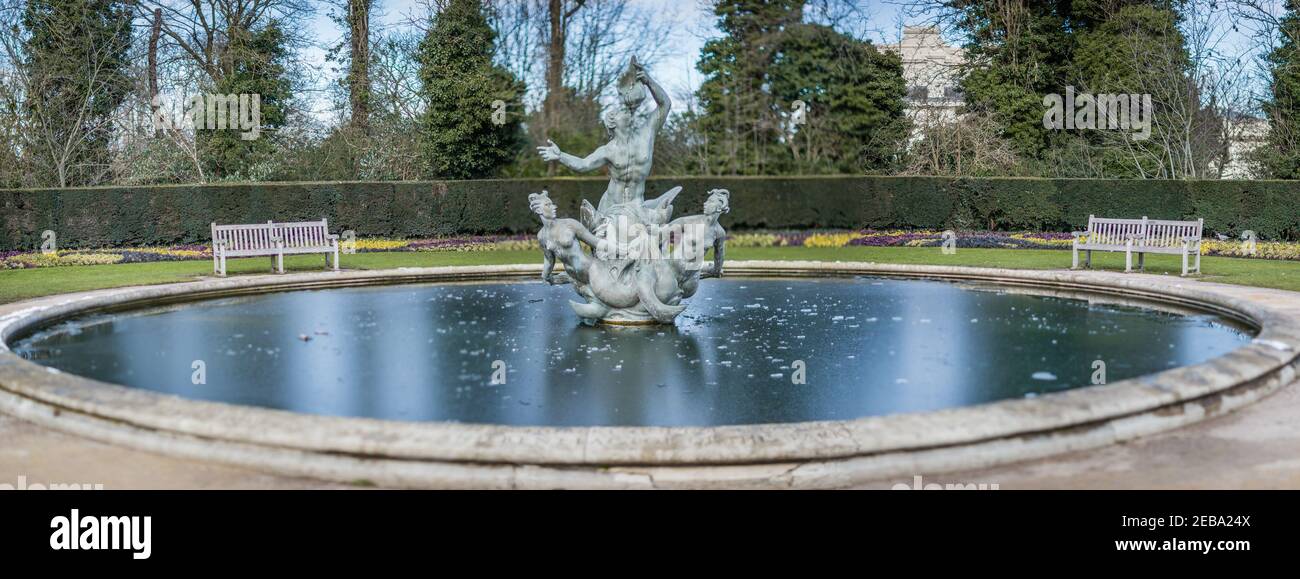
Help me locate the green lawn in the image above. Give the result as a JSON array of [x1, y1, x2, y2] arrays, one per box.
[[2, 246, 1298, 304]]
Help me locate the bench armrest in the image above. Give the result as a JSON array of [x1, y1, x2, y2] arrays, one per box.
[[213, 239, 227, 248], [1126, 233, 1146, 241], [326, 234, 339, 241], [1070, 231, 1088, 239]]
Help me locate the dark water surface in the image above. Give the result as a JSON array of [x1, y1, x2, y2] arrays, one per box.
[[12, 277, 1251, 427]]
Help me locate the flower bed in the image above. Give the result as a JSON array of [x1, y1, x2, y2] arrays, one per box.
[[0, 246, 209, 269], [2, 230, 1296, 270]]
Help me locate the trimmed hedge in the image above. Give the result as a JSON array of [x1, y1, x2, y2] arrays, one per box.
[[2, 176, 1298, 250]]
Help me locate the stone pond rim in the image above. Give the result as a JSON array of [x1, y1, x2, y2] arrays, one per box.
[[6, 275, 1253, 427], [0, 261, 1296, 489]]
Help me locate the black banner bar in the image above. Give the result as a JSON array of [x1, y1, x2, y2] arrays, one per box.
[[0, 490, 1285, 567]]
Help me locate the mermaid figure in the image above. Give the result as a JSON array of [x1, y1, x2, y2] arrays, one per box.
[[530, 191, 601, 286]]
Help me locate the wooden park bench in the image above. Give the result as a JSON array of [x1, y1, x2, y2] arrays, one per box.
[[211, 219, 340, 276], [1071, 215, 1203, 276]]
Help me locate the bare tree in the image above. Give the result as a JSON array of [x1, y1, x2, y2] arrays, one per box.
[[543, 0, 584, 131], [133, 0, 314, 87], [565, 0, 673, 99], [485, 0, 543, 106], [486, 0, 676, 111], [903, 112, 1022, 177], [1073, 0, 1236, 179], [347, 0, 372, 131], [148, 8, 163, 137], [0, 2, 133, 187], [369, 30, 423, 122], [1227, 0, 1296, 178]]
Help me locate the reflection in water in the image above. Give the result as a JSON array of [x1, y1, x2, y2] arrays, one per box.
[[13, 278, 1251, 427]]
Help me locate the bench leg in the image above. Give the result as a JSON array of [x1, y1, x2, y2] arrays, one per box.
[[1085, 250, 1092, 268], [1071, 244, 1079, 269], [219, 254, 227, 277], [1138, 252, 1145, 272], [332, 246, 339, 271], [1125, 243, 1133, 273], [1181, 248, 1189, 276], [1195, 249, 1202, 274], [276, 252, 284, 274]]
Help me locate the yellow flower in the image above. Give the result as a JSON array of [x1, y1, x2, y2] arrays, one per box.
[[5, 252, 122, 268], [352, 238, 409, 251], [804, 233, 865, 248]]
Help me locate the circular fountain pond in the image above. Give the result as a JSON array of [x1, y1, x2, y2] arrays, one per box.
[[12, 276, 1252, 428]]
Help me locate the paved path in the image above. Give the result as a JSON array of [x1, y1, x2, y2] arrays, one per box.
[[0, 413, 343, 490], [855, 375, 1300, 489], [4, 374, 1297, 490]]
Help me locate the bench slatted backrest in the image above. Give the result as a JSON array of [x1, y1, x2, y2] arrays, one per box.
[[1088, 215, 1147, 246], [212, 219, 330, 252], [1144, 218, 1203, 248], [1086, 215, 1202, 248], [213, 222, 278, 252], [278, 220, 329, 249]]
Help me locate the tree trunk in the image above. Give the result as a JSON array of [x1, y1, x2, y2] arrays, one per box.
[[149, 8, 162, 138], [348, 0, 371, 132], [544, 0, 565, 133]]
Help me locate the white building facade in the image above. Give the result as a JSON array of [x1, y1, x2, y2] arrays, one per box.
[[883, 26, 965, 133], [883, 25, 1267, 178]]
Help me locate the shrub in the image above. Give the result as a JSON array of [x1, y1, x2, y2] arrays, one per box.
[[2, 176, 1298, 250]]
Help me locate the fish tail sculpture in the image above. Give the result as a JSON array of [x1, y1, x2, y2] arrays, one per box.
[[635, 264, 686, 323]]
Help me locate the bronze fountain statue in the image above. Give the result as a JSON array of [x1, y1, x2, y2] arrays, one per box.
[[532, 57, 730, 324]]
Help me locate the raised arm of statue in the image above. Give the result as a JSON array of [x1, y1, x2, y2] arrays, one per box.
[[537, 140, 608, 173], [636, 67, 670, 131]]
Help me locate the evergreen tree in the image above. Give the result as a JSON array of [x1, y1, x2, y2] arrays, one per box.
[[1065, 2, 1219, 178], [21, 0, 132, 187], [1260, 0, 1300, 178], [951, 0, 1214, 177], [953, 0, 1074, 162], [696, 0, 805, 175], [198, 21, 292, 180], [770, 23, 909, 173], [417, 0, 524, 179], [696, 0, 906, 174]]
